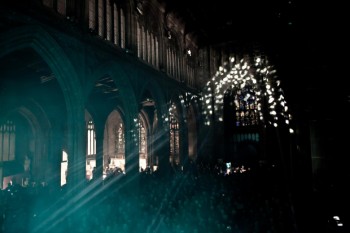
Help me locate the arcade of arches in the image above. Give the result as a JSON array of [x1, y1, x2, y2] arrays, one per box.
[[2, 1, 349, 232], [0, 47, 296, 190], [0, 1, 302, 192], [2, 0, 346, 193]]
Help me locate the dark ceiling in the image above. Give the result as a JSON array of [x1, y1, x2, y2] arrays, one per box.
[[165, 0, 345, 63], [2, 1, 347, 117], [167, 0, 294, 45], [165, 0, 348, 118]]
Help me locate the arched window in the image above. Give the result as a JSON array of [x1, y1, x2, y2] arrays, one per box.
[[0, 120, 16, 162], [114, 123, 125, 157], [86, 119, 96, 180], [104, 110, 125, 175], [87, 120, 96, 156], [139, 116, 147, 171]]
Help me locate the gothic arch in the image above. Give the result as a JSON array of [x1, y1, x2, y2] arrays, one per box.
[[0, 100, 52, 187], [0, 25, 86, 187], [138, 110, 149, 171], [84, 66, 138, 173], [16, 102, 52, 181], [0, 25, 82, 110], [168, 92, 186, 168], [138, 78, 168, 128], [137, 79, 170, 171], [104, 109, 126, 173], [86, 60, 138, 125]]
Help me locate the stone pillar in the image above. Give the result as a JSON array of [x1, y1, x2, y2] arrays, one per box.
[[49, 128, 64, 188], [66, 109, 86, 195], [180, 116, 189, 168], [155, 120, 171, 176], [94, 123, 105, 183], [124, 117, 139, 176]]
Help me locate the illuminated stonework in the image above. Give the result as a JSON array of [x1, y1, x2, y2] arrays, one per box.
[[169, 102, 180, 165], [201, 55, 293, 132]]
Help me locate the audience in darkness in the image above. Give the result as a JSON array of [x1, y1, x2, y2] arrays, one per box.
[[0, 161, 302, 233]]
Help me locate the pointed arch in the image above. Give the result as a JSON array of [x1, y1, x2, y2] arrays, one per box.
[[86, 60, 138, 127], [138, 111, 148, 171], [104, 109, 126, 174], [16, 101, 52, 183], [0, 25, 85, 187], [138, 79, 172, 172], [0, 25, 82, 109], [138, 79, 168, 129], [86, 63, 140, 175], [201, 55, 293, 130]]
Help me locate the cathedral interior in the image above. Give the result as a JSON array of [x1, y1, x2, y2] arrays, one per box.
[[0, 0, 348, 233]]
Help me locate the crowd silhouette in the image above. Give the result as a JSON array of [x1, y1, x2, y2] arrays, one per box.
[[1, 161, 303, 233]]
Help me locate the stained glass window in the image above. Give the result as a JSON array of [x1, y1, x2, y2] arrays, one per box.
[[234, 85, 258, 126]]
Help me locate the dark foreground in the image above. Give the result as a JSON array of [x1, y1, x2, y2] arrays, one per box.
[[0, 165, 348, 233]]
